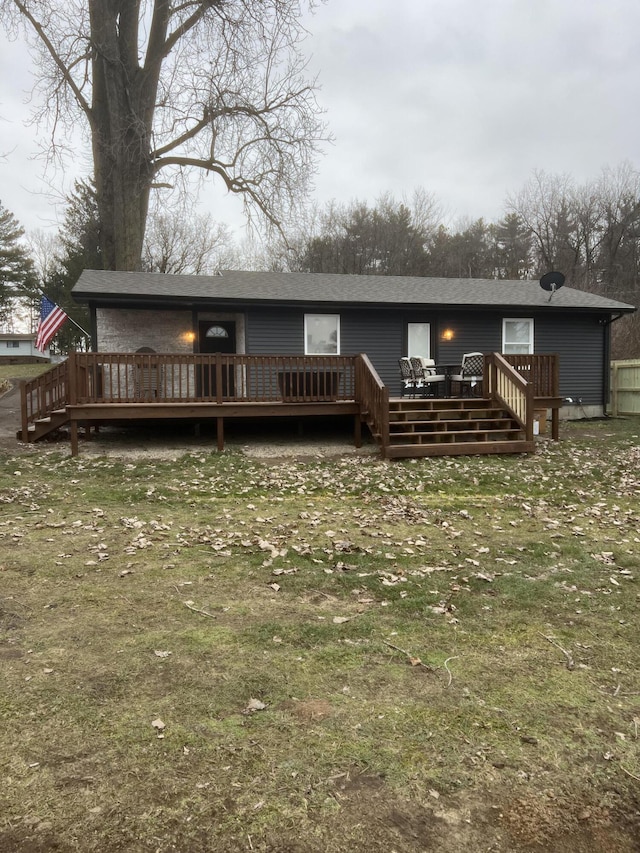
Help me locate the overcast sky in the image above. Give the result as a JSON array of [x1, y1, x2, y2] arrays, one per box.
[[2, 0, 640, 237]]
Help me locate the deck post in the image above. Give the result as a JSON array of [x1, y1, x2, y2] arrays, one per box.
[[20, 379, 29, 441], [67, 350, 78, 406], [70, 420, 79, 457], [354, 413, 362, 448], [217, 417, 224, 451], [67, 351, 78, 455], [215, 354, 223, 404]]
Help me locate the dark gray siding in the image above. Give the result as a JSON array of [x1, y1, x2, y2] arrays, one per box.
[[246, 307, 304, 354], [433, 311, 502, 366], [245, 305, 608, 405], [341, 308, 405, 388], [535, 312, 606, 404]]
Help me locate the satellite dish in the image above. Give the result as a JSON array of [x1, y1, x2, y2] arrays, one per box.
[[539, 271, 565, 293]]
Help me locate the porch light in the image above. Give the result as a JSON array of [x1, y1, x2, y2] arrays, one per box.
[[183, 331, 196, 343], [441, 328, 455, 341]]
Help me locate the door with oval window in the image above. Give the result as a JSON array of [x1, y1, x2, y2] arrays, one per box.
[[198, 321, 236, 397]]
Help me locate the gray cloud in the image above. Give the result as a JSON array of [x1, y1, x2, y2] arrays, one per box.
[[1, 0, 640, 235], [303, 0, 640, 220]]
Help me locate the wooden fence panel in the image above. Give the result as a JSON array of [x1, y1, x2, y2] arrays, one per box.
[[611, 360, 640, 415]]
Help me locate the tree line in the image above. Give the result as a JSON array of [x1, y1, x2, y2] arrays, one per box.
[[0, 2, 638, 356], [2, 161, 640, 356], [280, 165, 640, 357]]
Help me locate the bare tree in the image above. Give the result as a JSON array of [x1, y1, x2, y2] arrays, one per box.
[[142, 204, 237, 274], [506, 170, 582, 278], [2, 0, 327, 271]]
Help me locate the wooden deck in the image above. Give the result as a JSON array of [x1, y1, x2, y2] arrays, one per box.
[[19, 352, 561, 458]]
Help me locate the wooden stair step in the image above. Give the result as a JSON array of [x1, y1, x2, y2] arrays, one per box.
[[385, 439, 535, 458], [389, 429, 523, 445], [17, 409, 70, 442], [390, 417, 517, 429]]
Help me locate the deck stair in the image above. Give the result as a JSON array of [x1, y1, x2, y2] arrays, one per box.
[[18, 409, 70, 442], [386, 397, 534, 458]]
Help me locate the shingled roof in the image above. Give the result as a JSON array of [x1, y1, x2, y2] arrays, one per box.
[[73, 269, 636, 313]]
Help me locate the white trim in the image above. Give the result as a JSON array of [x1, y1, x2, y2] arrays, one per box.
[[502, 317, 534, 354], [304, 313, 340, 355]]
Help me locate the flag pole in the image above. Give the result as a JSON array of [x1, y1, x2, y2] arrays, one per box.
[[63, 313, 91, 339], [34, 288, 91, 339]]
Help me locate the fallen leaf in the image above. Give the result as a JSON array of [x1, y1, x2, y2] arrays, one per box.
[[243, 698, 267, 714], [151, 718, 166, 731]]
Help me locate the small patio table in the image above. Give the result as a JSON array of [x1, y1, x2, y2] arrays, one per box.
[[434, 364, 462, 397]]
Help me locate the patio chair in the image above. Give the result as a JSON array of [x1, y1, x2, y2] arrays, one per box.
[[399, 357, 422, 397], [450, 352, 484, 396], [410, 357, 446, 397]]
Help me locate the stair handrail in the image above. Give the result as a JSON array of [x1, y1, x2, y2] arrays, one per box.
[[485, 352, 534, 441], [20, 359, 70, 441], [355, 353, 389, 454]]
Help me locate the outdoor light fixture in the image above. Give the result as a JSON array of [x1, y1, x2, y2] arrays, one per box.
[[183, 331, 196, 343], [442, 328, 455, 341]]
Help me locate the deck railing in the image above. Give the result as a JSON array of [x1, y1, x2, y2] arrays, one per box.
[[68, 351, 357, 405], [504, 353, 559, 399], [355, 353, 389, 452], [21, 359, 69, 437], [486, 352, 534, 440]]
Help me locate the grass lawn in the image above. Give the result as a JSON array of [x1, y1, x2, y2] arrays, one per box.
[[1, 418, 639, 852], [0, 363, 53, 385], [0, 361, 55, 397]]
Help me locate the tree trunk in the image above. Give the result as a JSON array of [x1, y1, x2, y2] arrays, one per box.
[[89, 0, 155, 271]]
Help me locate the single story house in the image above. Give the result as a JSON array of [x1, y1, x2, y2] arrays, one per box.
[[72, 269, 636, 418], [0, 333, 50, 363]]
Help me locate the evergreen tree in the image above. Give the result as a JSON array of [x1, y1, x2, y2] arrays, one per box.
[[0, 200, 36, 327], [40, 180, 103, 351]]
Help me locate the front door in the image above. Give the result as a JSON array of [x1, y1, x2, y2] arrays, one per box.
[[198, 321, 236, 397], [407, 322, 431, 358]]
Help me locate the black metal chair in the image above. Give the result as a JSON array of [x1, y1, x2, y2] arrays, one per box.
[[399, 357, 422, 397], [410, 357, 446, 397], [450, 352, 484, 396]]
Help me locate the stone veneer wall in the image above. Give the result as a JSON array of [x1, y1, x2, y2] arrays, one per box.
[[96, 308, 194, 353], [94, 307, 247, 400]]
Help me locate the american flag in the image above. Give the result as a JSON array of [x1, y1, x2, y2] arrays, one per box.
[[35, 297, 68, 352]]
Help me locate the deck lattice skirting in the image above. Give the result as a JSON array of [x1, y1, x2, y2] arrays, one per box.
[[19, 352, 561, 458]]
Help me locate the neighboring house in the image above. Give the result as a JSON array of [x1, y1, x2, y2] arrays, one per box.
[[0, 333, 50, 362], [72, 269, 636, 417]]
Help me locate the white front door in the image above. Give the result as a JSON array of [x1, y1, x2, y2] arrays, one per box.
[[407, 322, 431, 358]]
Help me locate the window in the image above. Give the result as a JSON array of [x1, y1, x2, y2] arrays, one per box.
[[205, 325, 229, 338], [5, 341, 20, 348], [304, 314, 340, 355], [503, 318, 533, 354]]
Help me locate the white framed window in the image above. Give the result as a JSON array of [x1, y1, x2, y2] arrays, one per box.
[[407, 322, 431, 358], [304, 314, 340, 355], [502, 318, 534, 354]]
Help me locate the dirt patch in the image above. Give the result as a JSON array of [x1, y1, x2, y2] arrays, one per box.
[[279, 698, 334, 722], [319, 778, 640, 853]]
